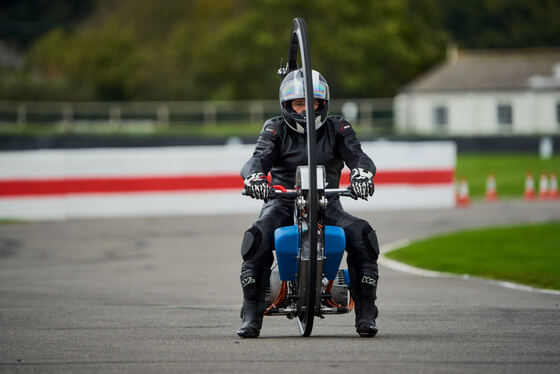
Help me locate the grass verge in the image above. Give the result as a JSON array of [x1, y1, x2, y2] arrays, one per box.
[[384, 222, 560, 290]]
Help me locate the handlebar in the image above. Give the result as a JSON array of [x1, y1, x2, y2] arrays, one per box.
[[241, 186, 357, 200], [325, 188, 357, 199]]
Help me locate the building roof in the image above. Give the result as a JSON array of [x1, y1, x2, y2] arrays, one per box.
[[402, 48, 560, 93]]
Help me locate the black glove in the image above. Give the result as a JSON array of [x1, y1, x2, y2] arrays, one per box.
[[244, 172, 270, 200], [350, 168, 374, 200]]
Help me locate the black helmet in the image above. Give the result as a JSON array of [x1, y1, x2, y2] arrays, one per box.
[[279, 69, 329, 134]]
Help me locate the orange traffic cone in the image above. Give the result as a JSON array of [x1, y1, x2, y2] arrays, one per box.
[[524, 173, 535, 200], [539, 173, 549, 199], [456, 178, 470, 206], [549, 173, 558, 199], [485, 173, 498, 201]]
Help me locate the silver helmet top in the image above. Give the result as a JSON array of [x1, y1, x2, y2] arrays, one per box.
[[280, 70, 329, 102]]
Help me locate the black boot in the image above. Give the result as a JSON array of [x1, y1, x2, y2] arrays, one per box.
[[355, 297, 378, 337], [237, 268, 269, 338], [350, 269, 379, 337], [237, 299, 263, 338]]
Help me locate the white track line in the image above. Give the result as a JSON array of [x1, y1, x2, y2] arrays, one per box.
[[380, 240, 560, 296]]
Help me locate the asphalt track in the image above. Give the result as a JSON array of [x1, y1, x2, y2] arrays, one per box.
[[1, 199, 559, 373]]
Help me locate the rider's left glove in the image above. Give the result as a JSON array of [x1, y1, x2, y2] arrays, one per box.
[[350, 168, 374, 200], [244, 172, 270, 201]]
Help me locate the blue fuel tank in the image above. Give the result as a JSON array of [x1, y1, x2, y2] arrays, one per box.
[[274, 225, 346, 281]]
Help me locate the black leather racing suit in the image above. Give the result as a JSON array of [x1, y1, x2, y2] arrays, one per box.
[[239, 115, 380, 319]]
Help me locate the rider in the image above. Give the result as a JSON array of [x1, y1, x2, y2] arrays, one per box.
[[238, 69, 379, 338]]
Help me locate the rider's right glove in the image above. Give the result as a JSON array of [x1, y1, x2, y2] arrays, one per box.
[[244, 172, 270, 201], [350, 168, 374, 200]]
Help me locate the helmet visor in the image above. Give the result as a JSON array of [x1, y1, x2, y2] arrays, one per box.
[[280, 70, 329, 102]]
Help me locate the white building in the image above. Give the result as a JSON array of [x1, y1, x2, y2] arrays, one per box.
[[394, 48, 560, 135]]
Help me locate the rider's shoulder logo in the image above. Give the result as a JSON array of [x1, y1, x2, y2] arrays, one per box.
[[340, 121, 352, 133], [263, 123, 278, 136]]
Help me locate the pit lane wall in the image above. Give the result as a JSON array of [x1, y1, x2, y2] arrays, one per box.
[[0, 141, 456, 220]]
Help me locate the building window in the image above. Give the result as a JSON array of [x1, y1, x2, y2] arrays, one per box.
[[433, 105, 448, 131], [556, 102, 560, 125], [497, 104, 513, 130]]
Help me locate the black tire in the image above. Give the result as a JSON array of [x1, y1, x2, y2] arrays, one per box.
[[296, 232, 315, 337], [288, 17, 318, 337]]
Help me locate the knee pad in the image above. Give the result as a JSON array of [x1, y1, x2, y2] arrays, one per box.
[[240, 226, 262, 260], [362, 225, 380, 259]]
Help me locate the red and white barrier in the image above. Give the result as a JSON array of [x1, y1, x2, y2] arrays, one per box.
[[0, 141, 456, 220]]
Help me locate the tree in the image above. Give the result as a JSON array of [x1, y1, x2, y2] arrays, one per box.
[[6, 0, 560, 101], [0, 0, 94, 49], [438, 0, 560, 49]]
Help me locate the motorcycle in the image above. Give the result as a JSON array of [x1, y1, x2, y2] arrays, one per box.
[[244, 17, 358, 337], [263, 166, 357, 337]]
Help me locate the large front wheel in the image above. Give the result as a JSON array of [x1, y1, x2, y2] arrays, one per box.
[[286, 16, 319, 338], [296, 258, 315, 337]]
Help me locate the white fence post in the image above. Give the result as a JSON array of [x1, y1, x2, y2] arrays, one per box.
[[109, 105, 121, 126], [17, 104, 26, 127], [157, 105, 170, 129]]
